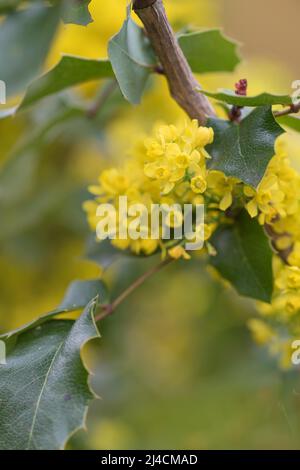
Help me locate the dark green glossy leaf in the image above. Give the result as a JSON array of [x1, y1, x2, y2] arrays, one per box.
[[178, 29, 240, 74], [0, 300, 100, 450], [0, 4, 61, 97], [202, 89, 292, 107], [20, 55, 114, 110], [108, 15, 156, 104], [207, 106, 284, 187], [210, 211, 273, 302]]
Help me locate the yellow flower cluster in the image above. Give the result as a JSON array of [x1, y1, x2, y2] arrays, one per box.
[[143, 120, 214, 195], [244, 145, 300, 367], [84, 120, 242, 258], [84, 121, 300, 259]]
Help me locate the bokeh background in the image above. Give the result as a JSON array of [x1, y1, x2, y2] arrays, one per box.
[[1, 0, 300, 449]]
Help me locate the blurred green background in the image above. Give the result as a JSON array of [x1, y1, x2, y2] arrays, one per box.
[[1, 0, 300, 449]]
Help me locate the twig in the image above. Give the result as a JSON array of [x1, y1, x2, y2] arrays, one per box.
[[133, 0, 216, 124], [274, 102, 300, 118], [95, 257, 174, 321]]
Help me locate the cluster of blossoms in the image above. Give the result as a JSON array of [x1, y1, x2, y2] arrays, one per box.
[[245, 145, 300, 367], [84, 119, 300, 366], [84, 120, 222, 258]]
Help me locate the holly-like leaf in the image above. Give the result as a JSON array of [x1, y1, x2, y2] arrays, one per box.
[[201, 89, 293, 107], [62, 0, 93, 26], [210, 211, 273, 303], [277, 115, 300, 132], [0, 4, 61, 97], [0, 300, 100, 450], [207, 106, 284, 187], [0, 279, 108, 341], [108, 14, 156, 104], [20, 55, 114, 110], [178, 29, 240, 74]]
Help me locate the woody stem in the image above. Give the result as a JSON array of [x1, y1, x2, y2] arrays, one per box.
[[95, 257, 174, 321], [132, 0, 216, 124]]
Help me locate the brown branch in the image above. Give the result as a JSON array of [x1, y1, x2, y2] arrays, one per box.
[[133, 0, 216, 124], [274, 102, 300, 118], [95, 257, 174, 321]]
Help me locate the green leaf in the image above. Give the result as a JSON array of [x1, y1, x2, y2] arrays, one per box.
[[207, 106, 284, 187], [62, 0, 93, 26], [0, 300, 100, 450], [201, 89, 293, 107], [0, 4, 61, 97], [59, 279, 109, 310], [277, 115, 300, 132], [20, 55, 114, 110], [178, 29, 240, 74], [0, 1, 93, 25], [210, 211, 273, 302], [108, 15, 156, 104], [0, 279, 108, 340]]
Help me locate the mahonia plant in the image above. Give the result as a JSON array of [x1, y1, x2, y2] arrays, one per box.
[[1, 0, 300, 450]]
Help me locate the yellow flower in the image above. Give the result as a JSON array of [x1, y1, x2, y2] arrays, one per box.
[[82, 200, 99, 230], [247, 319, 275, 345], [285, 293, 300, 315], [207, 170, 237, 211], [131, 239, 159, 256], [181, 121, 214, 148], [203, 224, 213, 241], [190, 175, 207, 194], [99, 169, 129, 196], [275, 266, 300, 290], [143, 120, 213, 195], [244, 151, 300, 228]]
